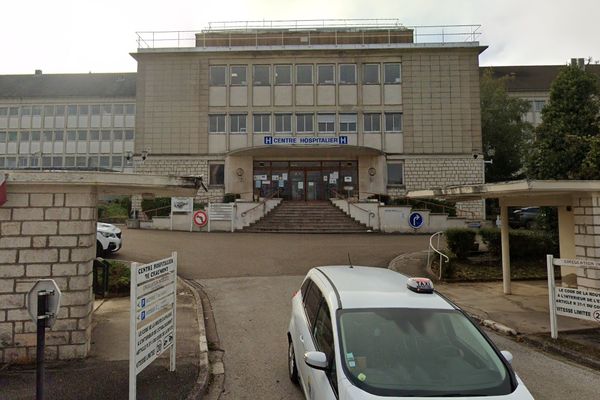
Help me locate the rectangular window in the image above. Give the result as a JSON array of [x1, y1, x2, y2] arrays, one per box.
[[340, 114, 357, 132], [387, 162, 404, 185], [90, 130, 100, 141], [101, 130, 111, 141], [125, 130, 134, 140], [112, 156, 122, 168], [318, 65, 335, 84], [113, 104, 124, 115], [230, 114, 247, 134], [209, 163, 225, 186], [55, 105, 65, 117], [0, 132, 5, 142], [9, 107, 19, 116], [209, 115, 226, 134], [67, 131, 76, 141], [54, 131, 64, 141], [363, 113, 381, 132], [100, 156, 110, 168], [78, 105, 89, 115], [31, 131, 40, 141], [52, 156, 63, 167], [339, 64, 356, 84], [18, 157, 28, 168], [42, 131, 52, 142], [230, 66, 247, 86], [275, 65, 292, 85], [65, 156, 76, 167], [113, 130, 123, 140], [296, 65, 313, 85], [8, 132, 18, 142], [385, 113, 402, 132], [19, 132, 30, 142], [0, 107, 7, 116], [317, 114, 335, 133], [275, 114, 292, 134], [77, 130, 87, 141], [253, 65, 270, 86], [32, 106, 42, 116], [125, 104, 135, 115], [384, 63, 401, 84], [296, 113, 314, 133], [91, 105, 102, 115], [253, 114, 270, 133], [103, 104, 112, 114], [21, 106, 31, 116], [44, 105, 54, 116], [363, 64, 380, 85], [76, 156, 87, 168], [210, 66, 227, 86], [534, 100, 546, 112]]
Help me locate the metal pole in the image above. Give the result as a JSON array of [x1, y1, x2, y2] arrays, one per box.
[[547, 254, 558, 339], [36, 292, 48, 400], [170, 252, 177, 372]]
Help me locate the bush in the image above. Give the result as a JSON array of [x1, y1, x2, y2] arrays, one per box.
[[479, 227, 558, 260], [142, 197, 171, 217], [445, 228, 477, 259], [96, 260, 130, 294], [223, 193, 240, 203]]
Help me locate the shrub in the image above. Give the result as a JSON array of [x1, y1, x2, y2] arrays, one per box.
[[223, 193, 241, 203], [142, 197, 171, 217], [479, 227, 558, 260], [445, 228, 477, 259], [96, 260, 130, 294]]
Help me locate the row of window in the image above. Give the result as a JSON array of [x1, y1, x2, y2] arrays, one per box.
[[0, 130, 135, 143], [0, 154, 130, 169], [0, 104, 136, 117], [209, 112, 402, 134], [210, 63, 401, 86]]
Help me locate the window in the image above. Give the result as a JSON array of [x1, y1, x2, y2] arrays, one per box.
[[275, 65, 292, 85], [67, 131, 76, 141], [18, 157, 28, 168], [54, 131, 64, 141], [318, 65, 335, 84], [100, 156, 110, 168], [113, 130, 123, 140], [77, 131, 87, 141], [91, 105, 102, 115], [113, 104, 124, 115], [76, 156, 87, 168], [32, 106, 42, 116], [253, 65, 270, 86], [43, 105, 54, 116], [385, 113, 402, 132], [253, 114, 270, 134], [65, 156, 75, 167], [363, 64, 380, 84], [19, 132, 30, 142], [53, 156, 63, 167], [209, 163, 224, 186], [78, 105, 89, 115], [302, 282, 323, 330], [0, 107, 7, 116], [313, 301, 337, 394], [9, 107, 19, 116], [275, 114, 292, 134], [384, 63, 402, 84], [209, 115, 226, 134], [103, 104, 112, 114], [534, 100, 546, 112], [296, 113, 314, 133], [0, 132, 5, 142], [317, 114, 335, 133], [125, 130, 135, 140], [387, 162, 404, 185], [101, 130, 111, 141], [230, 66, 247, 85], [230, 114, 247, 134], [42, 131, 52, 142], [90, 130, 100, 141], [339, 64, 356, 84], [210, 66, 226, 86], [31, 131, 40, 141], [125, 104, 135, 115], [8, 132, 17, 142], [296, 65, 313, 85], [112, 156, 122, 168], [363, 113, 381, 132], [339, 114, 357, 132], [21, 106, 31, 116], [55, 105, 65, 117]]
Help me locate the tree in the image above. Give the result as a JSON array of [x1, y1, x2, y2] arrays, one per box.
[[480, 69, 532, 182], [526, 64, 600, 179]]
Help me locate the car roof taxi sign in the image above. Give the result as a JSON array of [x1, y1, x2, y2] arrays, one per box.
[[407, 277, 434, 294]]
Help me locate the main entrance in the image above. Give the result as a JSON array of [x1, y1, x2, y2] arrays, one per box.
[[253, 160, 358, 201]]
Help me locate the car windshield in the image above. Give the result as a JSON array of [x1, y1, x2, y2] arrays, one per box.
[[337, 308, 513, 397]]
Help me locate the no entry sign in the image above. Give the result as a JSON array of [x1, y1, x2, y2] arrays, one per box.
[[193, 210, 208, 227]]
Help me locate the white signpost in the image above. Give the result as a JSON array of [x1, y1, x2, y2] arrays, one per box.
[[129, 253, 177, 400], [547, 255, 600, 339]]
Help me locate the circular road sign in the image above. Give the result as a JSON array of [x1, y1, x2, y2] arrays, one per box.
[[408, 211, 425, 229], [193, 210, 208, 227]]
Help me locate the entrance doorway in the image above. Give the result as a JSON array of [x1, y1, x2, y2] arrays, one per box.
[[253, 160, 358, 201]]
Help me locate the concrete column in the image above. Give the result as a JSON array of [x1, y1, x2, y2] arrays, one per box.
[[558, 206, 577, 287], [573, 194, 600, 290], [500, 198, 511, 294]]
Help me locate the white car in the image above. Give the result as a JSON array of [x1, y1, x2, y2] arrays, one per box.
[[96, 222, 122, 256], [287, 266, 533, 399]]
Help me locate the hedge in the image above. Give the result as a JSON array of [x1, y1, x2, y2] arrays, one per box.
[[479, 227, 558, 260], [445, 228, 477, 259]]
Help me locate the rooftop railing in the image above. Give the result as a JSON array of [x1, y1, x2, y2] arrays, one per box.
[[135, 19, 481, 50]]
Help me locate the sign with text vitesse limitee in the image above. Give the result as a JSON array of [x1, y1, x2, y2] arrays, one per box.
[[263, 136, 349, 145]]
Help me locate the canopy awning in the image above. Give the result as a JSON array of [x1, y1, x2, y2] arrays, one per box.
[[227, 145, 384, 158]]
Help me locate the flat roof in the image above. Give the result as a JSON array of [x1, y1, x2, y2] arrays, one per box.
[[407, 179, 600, 202]]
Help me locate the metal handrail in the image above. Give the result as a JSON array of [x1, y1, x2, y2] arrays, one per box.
[[329, 188, 376, 227], [427, 231, 450, 280], [240, 189, 282, 217]]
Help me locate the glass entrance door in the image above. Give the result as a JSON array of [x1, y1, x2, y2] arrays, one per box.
[[290, 170, 305, 201], [306, 170, 321, 201]]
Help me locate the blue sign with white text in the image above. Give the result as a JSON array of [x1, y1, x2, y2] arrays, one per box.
[[263, 136, 349, 145], [408, 212, 424, 229]]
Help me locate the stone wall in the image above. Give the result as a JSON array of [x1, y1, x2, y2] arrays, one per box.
[[0, 186, 97, 363], [573, 194, 600, 290]]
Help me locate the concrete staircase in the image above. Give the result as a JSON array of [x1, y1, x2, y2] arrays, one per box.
[[244, 201, 370, 233]]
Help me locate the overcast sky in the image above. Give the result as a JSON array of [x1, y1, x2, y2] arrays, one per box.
[[1, 0, 597, 74]]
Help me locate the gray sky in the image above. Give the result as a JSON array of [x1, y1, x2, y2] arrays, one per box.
[[1, 0, 598, 74]]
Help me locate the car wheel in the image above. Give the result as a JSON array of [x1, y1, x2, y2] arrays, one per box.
[[288, 339, 299, 384]]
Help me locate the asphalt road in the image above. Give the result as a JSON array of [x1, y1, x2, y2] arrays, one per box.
[[114, 228, 430, 279]]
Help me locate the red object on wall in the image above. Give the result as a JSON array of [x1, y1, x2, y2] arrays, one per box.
[[0, 174, 6, 206]]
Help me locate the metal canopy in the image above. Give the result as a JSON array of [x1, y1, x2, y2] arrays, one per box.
[[227, 145, 384, 158]]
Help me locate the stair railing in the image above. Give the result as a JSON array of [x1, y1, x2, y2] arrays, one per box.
[[241, 189, 282, 218], [427, 231, 450, 280]]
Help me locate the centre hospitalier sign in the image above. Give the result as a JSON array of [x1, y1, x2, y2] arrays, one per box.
[[263, 135, 349, 145]]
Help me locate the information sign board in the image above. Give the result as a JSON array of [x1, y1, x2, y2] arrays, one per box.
[[129, 253, 177, 400], [555, 287, 600, 322]]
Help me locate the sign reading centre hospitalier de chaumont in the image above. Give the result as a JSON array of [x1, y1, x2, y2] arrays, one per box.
[[263, 136, 349, 145]]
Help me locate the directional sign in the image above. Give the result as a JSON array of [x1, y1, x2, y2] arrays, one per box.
[[130, 253, 177, 400], [408, 212, 425, 229], [27, 279, 62, 328]]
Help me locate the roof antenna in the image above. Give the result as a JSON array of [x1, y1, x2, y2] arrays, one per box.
[[348, 253, 353, 268]]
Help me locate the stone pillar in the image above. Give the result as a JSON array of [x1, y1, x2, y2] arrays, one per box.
[[0, 186, 97, 363], [573, 194, 600, 290]]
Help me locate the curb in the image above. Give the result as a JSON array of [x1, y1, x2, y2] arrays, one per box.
[[178, 277, 211, 400], [520, 334, 600, 371]]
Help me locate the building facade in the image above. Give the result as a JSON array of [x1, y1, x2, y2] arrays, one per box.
[[0, 73, 136, 171], [132, 21, 486, 215]]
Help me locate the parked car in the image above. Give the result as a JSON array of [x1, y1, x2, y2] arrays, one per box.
[[288, 266, 533, 399], [96, 222, 122, 256], [509, 207, 540, 229]]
